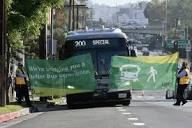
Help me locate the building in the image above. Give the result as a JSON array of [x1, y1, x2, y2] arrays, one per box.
[[117, 5, 148, 27]]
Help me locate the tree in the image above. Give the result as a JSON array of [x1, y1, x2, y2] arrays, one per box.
[[145, 0, 192, 40], [4, 0, 64, 104], [7, 0, 64, 61], [144, 0, 165, 25]]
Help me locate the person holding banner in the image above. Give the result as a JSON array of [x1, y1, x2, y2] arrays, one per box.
[[173, 62, 190, 106], [15, 63, 32, 107]]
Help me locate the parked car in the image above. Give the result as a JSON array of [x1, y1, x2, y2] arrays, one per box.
[[143, 51, 150, 56], [166, 83, 192, 100]]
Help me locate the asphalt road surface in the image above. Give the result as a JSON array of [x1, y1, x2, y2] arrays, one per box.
[[1, 100, 192, 128]]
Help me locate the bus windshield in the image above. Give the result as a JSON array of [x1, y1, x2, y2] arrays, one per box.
[[62, 38, 129, 76]]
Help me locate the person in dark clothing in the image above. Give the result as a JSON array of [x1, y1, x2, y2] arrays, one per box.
[[15, 63, 32, 107], [130, 46, 137, 57], [173, 62, 190, 106]]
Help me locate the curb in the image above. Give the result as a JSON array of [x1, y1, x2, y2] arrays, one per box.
[[0, 108, 30, 123]]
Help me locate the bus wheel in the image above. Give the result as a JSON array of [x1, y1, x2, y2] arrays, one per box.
[[66, 98, 75, 109], [67, 104, 74, 109]]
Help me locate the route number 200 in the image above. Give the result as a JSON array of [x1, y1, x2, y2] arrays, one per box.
[[75, 41, 86, 47]]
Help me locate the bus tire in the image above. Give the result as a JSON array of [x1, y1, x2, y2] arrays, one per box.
[[66, 95, 75, 109], [67, 103, 74, 109]]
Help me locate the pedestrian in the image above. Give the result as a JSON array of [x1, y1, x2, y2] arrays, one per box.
[[130, 46, 136, 57], [6, 73, 13, 103], [15, 63, 32, 107], [173, 62, 190, 106]]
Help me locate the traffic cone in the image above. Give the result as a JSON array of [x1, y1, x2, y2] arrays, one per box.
[[141, 91, 144, 96]]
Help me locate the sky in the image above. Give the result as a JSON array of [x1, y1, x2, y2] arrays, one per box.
[[90, 0, 151, 6]]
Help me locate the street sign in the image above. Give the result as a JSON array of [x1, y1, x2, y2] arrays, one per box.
[[166, 39, 174, 48], [177, 40, 189, 48], [166, 39, 190, 49], [186, 43, 191, 51]]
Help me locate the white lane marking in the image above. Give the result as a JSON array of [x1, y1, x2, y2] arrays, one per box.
[[133, 123, 145, 126], [128, 118, 138, 121], [116, 107, 127, 112], [116, 104, 123, 107], [122, 112, 131, 115], [116, 107, 124, 109], [118, 109, 126, 112]]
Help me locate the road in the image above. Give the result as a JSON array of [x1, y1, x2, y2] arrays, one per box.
[[1, 99, 192, 128], [127, 101, 192, 128]]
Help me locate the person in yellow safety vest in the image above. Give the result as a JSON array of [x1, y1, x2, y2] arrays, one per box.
[[15, 63, 32, 107], [173, 62, 190, 106]]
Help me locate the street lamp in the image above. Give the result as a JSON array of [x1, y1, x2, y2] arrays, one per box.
[[51, 8, 56, 59], [162, 0, 168, 50], [165, 0, 168, 35]]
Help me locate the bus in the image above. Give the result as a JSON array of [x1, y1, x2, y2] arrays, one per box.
[[60, 28, 133, 108]]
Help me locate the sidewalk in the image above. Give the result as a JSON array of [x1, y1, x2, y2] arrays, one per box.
[[0, 96, 66, 124], [0, 107, 30, 123]]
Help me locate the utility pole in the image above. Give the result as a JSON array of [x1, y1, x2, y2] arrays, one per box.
[[165, 0, 168, 36], [76, 6, 79, 29], [68, 0, 72, 31], [39, 25, 47, 59], [72, 0, 75, 30], [0, 0, 6, 106], [51, 8, 54, 58], [65, 4, 88, 30]]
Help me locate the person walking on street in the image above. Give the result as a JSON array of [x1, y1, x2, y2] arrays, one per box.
[[173, 62, 190, 106], [15, 63, 32, 107]]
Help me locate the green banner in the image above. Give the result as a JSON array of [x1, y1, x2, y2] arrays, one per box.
[[109, 53, 179, 90], [26, 54, 96, 96]]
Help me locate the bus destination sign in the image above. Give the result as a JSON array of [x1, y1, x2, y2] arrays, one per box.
[[74, 40, 110, 47]]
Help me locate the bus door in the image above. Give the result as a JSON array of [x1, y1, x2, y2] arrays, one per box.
[[97, 51, 111, 76], [90, 50, 98, 77], [97, 50, 128, 76]]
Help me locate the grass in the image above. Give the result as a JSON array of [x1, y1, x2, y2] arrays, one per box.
[[0, 103, 24, 115]]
